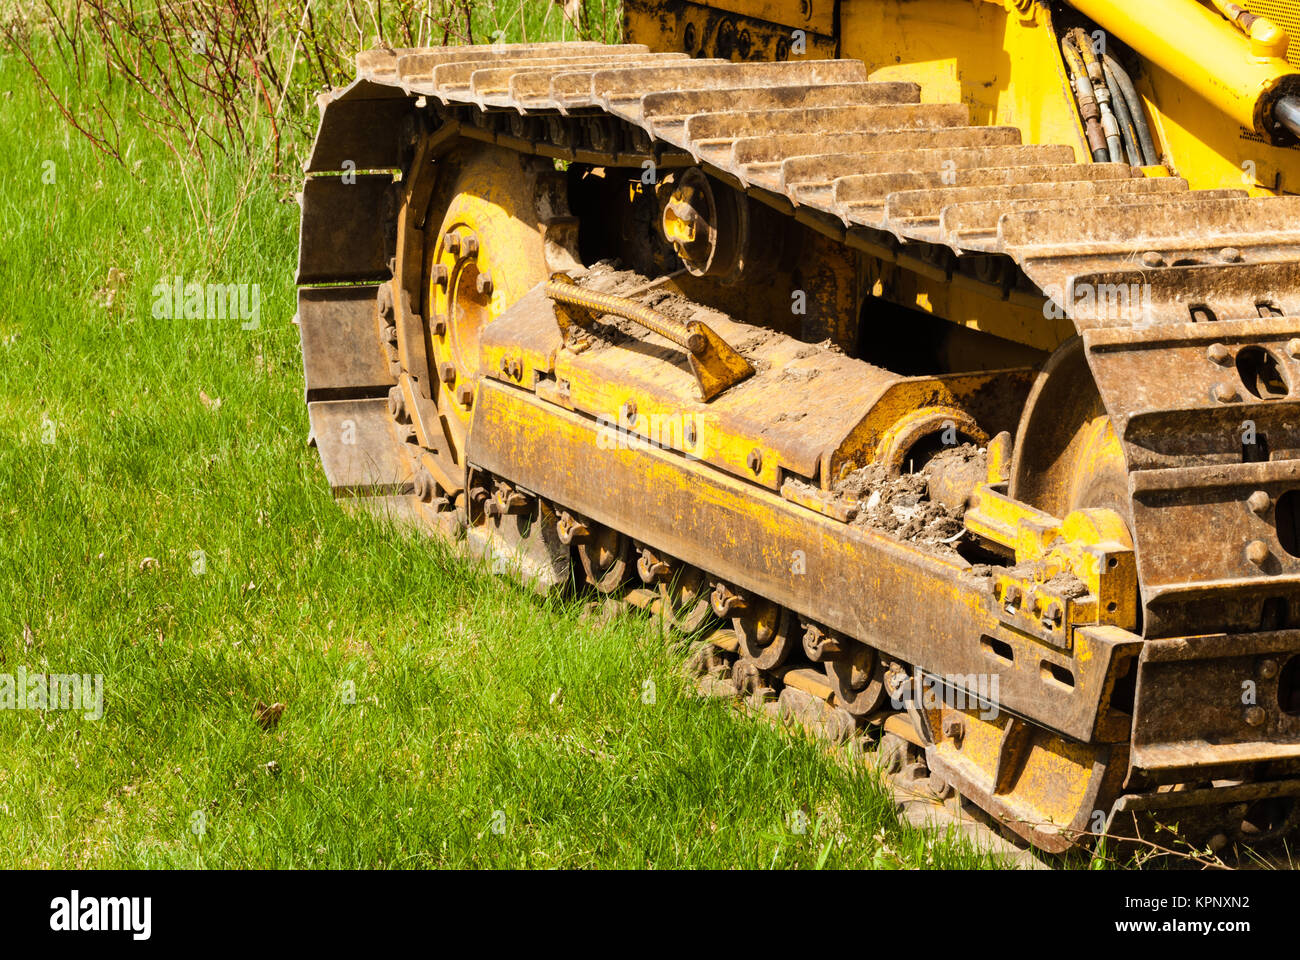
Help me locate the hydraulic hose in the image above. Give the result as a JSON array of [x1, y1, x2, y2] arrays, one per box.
[[1103, 58, 1142, 166], [1061, 36, 1111, 162], [1102, 53, 1160, 165], [1069, 28, 1124, 162]]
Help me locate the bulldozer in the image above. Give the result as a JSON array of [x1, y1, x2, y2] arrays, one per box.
[[295, 0, 1300, 855]]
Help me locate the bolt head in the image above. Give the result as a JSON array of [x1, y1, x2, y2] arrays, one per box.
[[1288, 338, 1300, 359], [622, 401, 637, 426], [431, 315, 447, 336], [476, 271, 494, 296], [1207, 342, 1231, 365], [1141, 251, 1164, 268], [462, 234, 479, 258], [377, 285, 395, 320], [1246, 539, 1271, 565], [1244, 706, 1266, 726], [1219, 246, 1243, 263], [1248, 490, 1271, 515], [432, 264, 449, 286], [414, 470, 435, 503], [1212, 382, 1239, 403], [444, 234, 461, 256], [439, 362, 456, 385], [747, 449, 762, 474], [1259, 658, 1280, 679], [455, 383, 474, 406]]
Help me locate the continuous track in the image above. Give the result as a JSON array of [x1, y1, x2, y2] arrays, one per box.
[[296, 42, 1300, 857]]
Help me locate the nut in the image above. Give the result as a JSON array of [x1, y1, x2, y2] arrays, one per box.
[[747, 449, 763, 474], [439, 361, 456, 385], [942, 716, 965, 745], [455, 383, 474, 407], [1212, 382, 1238, 403], [476, 271, 494, 296], [414, 470, 435, 503], [1247, 490, 1271, 515], [1206, 342, 1231, 365]]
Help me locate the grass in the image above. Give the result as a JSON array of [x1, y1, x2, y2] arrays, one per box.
[[0, 20, 1012, 869]]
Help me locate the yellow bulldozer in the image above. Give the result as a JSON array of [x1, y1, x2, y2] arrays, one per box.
[[295, 0, 1300, 855]]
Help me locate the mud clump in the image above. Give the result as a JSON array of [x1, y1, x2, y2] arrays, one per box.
[[832, 443, 989, 550]]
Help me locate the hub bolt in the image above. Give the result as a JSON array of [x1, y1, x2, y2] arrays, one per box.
[[387, 385, 407, 422], [439, 361, 457, 385], [476, 271, 494, 296], [942, 716, 965, 746], [414, 470, 436, 503]]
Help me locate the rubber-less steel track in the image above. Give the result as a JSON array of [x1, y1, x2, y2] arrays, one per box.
[[297, 42, 1300, 856]]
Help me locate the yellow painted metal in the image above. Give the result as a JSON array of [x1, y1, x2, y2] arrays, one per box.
[[427, 146, 552, 435], [965, 480, 1138, 631], [1069, 0, 1297, 132], [923, 705, 1118, 847], [1243, 0, 1300, 67], [839, 0, 1088, 161], [1209, 0, 1291, 58]]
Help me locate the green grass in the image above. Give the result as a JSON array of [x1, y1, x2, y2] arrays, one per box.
[[0, 29, 1012, 869]]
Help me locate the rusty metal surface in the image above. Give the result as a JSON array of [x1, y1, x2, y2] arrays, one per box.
[[327, 43, 1300, 652], [297, 174, 395, 285], [307, 398, 414, 496], [298, 285, 395, 399], [466, 376, 1130, 746], [297, 39, 1300, 853]]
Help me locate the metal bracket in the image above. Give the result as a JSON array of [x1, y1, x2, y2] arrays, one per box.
[[545, 273, 754, 401]]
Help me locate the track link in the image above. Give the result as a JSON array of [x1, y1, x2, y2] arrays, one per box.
[[297, 41, 1300, 858]]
